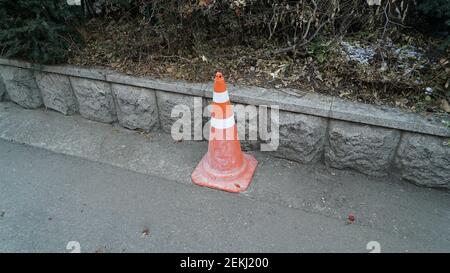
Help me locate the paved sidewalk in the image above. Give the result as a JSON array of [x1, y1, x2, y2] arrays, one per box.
[[0, 102, 449, 252]]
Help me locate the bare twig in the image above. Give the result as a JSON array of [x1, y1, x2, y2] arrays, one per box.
[[381, 0, 390, 39], [153, 55, 192, 63], [270, 20, 328, 55]]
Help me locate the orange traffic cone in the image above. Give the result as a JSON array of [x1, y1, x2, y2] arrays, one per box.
[[191, 72, 258, 193]]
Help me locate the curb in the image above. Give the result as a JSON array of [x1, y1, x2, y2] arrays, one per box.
[[0, 58, 449, 189]]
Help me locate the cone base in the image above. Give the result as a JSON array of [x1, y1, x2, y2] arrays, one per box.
[[191, 153, 258, 193]]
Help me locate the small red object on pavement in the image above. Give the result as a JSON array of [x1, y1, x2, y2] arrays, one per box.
[[348, 213, 355, 222]]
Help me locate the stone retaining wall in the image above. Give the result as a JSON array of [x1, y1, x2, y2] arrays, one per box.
[[0, 58, 449, 189]]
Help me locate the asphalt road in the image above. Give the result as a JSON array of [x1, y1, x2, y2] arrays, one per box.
[[0, 139, 449, 252]]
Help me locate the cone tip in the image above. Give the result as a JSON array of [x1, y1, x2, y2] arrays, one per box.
[[214, 71, 226, 92]]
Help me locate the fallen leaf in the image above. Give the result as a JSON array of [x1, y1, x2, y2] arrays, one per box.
[[395, 98, 408, 107], [198, 0, 211, 7], [440, 99, 450, 113], [339, 90, 352, 98]]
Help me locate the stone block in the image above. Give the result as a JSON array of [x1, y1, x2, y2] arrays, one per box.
[[272, 111, 327, 163], [325, 120, 400, 176], [70, 77, 115, 123], [111, 84, 159, 132], [35, 72, 77, 115], [156, 91, 203, 139], [0, 66, 42, 108], [395, 133, 450, 188]]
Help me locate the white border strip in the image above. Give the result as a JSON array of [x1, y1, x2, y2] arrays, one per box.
[[213, 91, 229, 103], [211, 115, 235, 129]]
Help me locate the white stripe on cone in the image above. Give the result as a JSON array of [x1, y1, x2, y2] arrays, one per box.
[[211, 115, 235, 129], [213, 91, 229, 103]]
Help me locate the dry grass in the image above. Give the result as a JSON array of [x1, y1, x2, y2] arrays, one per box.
[[68, 18, 450, 115]]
